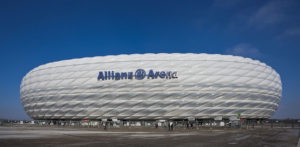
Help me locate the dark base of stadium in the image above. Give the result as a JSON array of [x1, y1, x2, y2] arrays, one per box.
[[1, 119, 299, 129]]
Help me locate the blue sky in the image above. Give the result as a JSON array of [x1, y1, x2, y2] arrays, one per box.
[[0, 0, 299, 120]]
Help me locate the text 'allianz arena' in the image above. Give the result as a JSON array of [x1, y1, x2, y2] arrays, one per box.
[[20, 53, 282, 121]]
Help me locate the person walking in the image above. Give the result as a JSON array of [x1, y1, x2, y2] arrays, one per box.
[[104, 122, 107, 130], [297, 128, 300, 147]]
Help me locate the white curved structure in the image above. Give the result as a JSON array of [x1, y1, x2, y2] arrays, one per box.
[[20, 53, 282, 120]]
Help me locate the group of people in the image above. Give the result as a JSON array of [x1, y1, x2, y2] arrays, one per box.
[[168, 122, 174, 131], [154, 122, 174, 131], [186, 122, 194, 129], [102, 121, 195, 130]]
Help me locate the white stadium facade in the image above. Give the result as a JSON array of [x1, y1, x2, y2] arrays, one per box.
[[20, 53, 282, 123]]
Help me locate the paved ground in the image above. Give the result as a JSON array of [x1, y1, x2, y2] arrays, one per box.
[[0, 126, 299, 147]]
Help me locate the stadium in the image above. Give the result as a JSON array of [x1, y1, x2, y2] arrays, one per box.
[[20, 53, 282, 125]]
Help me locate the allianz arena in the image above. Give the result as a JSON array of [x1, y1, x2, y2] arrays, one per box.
[[20, 53, 282, 121]]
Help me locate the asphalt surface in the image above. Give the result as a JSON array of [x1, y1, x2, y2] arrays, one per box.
[[0, 126, 299, 147]]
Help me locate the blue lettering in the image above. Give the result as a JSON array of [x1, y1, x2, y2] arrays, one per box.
[[159, 71, 166, 78], [112, 71, 114, 80], [148, 70, 154, 79], [148, 70, 160, 79], [128, 72, 133, 79], [108, 71, 111, 80], [135, 69, 146, 80], [115, 72, 120, 80], [97, 69, 177, 81], [121, 72, 127, 79], [97, 72, 104, 80], [154, 72, 160, 78]]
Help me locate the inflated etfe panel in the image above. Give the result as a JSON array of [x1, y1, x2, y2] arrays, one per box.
[[20, 53, 282, 120]]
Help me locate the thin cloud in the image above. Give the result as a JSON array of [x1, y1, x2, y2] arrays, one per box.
[[225, 43, 262, 59], [248, 0, 291, 28], [225, 0, 295, 31], [275, 27, 300, 40], [283, 27, 300, 36]]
